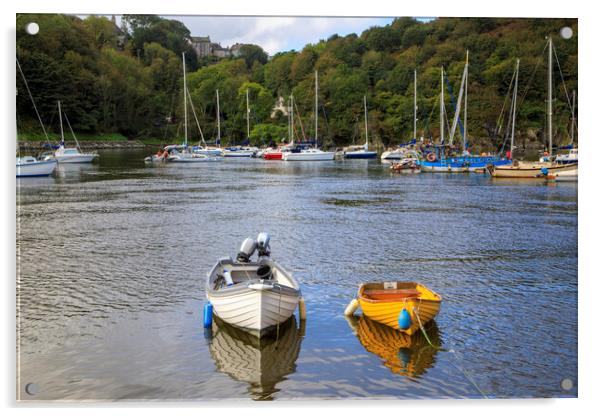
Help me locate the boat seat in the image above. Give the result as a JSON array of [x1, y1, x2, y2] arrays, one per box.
[[363, 289, 420, 301]]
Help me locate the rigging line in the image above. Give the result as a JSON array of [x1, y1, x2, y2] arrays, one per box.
[[552, 44, 578, 133], [517, 42, 548, 109], [16, 57, 51, 145], [321, 104, 331, 144], [293, 99, 307, 141], [186, 87, 206, 146], [495, 68, 517, 137], [62, 111, 83, 153]]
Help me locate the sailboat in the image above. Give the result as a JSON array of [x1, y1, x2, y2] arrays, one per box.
[[16, 57, 57, 177], [168, 53, 219, 163], [382, 69, 421, 162], [487, 38, 577, 178], [222, 89, 258, 157], [344, 95, 377, 159], [282, 71, 335, 161], [42, 101, 98, 164], [419, 53, 512, 173]]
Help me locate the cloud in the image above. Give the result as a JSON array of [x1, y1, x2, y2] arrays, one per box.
[[162, 16, 395, 55]]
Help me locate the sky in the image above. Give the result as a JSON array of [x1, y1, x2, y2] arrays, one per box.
[[106, 15, 434, 55]]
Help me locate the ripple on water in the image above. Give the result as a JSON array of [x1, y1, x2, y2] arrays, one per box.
[[17, 151, 577, 400]]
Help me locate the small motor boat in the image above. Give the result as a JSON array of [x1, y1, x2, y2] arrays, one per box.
[[206, 233, 303, 337], [390, 158, 420, 173], [346, 282, 441, 335]]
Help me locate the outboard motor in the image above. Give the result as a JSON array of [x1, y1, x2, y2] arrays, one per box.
[[256, 232, 271, 258], [237, 237, 257, 263]]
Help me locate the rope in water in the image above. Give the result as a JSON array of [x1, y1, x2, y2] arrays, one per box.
[[413, 307, 488, 398]]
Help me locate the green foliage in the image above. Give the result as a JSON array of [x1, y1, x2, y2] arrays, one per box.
[[16, 14, 578, 149]]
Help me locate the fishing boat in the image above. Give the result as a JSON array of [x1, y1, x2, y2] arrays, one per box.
[[488, 39, 577, 178], [16, 156, 57, 177], [166, 54, 221, 164], [344, 96, 377, 159], [346, 281, 442, 336], [206, 233, 304, 337], [419, 54, 511, 173], [283, 71, 335, 161], [209, 315, 304, 400], [345, 314, 440, 378], [43, 101, 98, 164]]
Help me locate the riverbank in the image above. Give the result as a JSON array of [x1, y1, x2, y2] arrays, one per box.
[[17, 140, 148, 152]]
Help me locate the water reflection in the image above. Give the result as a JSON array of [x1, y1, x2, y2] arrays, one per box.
[[346, 315, 441, 378], [208, 316, 305, 400]]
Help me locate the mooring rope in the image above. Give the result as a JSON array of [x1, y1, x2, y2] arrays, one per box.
[[412, 306, 488, 398]]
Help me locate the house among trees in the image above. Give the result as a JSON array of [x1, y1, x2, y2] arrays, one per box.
[[190, 36, 231, 58]]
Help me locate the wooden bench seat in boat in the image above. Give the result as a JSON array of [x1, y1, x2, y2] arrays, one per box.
[[362, 289, 421, 301]]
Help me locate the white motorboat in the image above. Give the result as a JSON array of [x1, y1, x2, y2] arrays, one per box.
[[206, 233, 302, 337], [16, 156, 57, 177], [43, 101, 98, 164], [554, 148, 578, 164]]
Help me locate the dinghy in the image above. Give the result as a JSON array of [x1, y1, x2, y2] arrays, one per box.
[[346, 282, 441, 336], [206, 233, 303, 337]]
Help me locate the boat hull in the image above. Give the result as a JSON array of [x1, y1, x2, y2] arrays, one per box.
[[487, 162, 577, 178], [546, 166, 578, 182], [283, 151, 335, 161], [16, 159, 57, 177], [344, 151, 377, 159], [53, 154, 97, 163], [223, 151, 255, 158], [263, 152, 283, 160], [357, 282, 441, 336], [209, 282, 299, 336]]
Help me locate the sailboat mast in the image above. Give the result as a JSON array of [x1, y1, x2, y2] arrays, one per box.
[[463, 51, 468, 152], [510, 59, 520, 159], [571, 90, 575, 144], [182, 53, 187, 146], [414, 69, 418, 140], [548, 37, 553, 156], [58, 100, 65, 145], [246, 88, 250, 140], [216, 89, 221, 147], [315, 70, 319, 148], [364, 95, 369, 148], [440, 67, 445, 144]]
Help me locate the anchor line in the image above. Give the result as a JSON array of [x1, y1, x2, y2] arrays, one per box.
[[412, 306, 488, 398]]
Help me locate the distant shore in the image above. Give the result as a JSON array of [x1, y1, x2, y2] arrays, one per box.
[[17, 140, 149, 152]]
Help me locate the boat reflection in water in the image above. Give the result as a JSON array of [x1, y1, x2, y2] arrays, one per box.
[[208, 315, 305, 400], [346, 315, 441, 378]]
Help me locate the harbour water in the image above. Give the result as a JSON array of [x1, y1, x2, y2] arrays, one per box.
[[16, 149, 578, 400]]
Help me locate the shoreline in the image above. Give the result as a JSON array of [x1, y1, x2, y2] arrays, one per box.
[[17, 140, 150, 152]]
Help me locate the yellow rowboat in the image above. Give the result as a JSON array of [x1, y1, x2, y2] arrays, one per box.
[[354, 282, 442, 335]]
